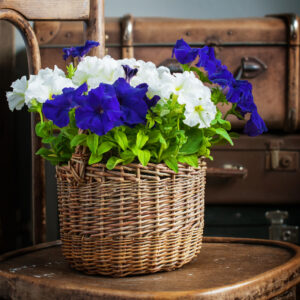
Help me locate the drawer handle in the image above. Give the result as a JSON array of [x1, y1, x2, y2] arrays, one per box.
[[207, 164, 248, 179], [235, 57, 267, 80]]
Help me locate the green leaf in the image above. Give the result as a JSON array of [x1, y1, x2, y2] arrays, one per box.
[[42, 137, 56, 144], [181, 64, 190, 71], [66, 63, 76, 79], [120, 150, 135, 165], [70, 134, 87, 147], [61, 127, 78, 140], [178, 154, 199, 167], [36, 147, 52, 156], [106, 156, 124, 170], [88, 153, 103, 165], [164, 157, 178, 173], [148, 130, 161, 144], [229, 132, 240, 139], [87, 134, 99, 153], [179, 128, 203, 155], [97, 141, 114, 155], [215, 128, 234, 146], [211, 87, 228, 104], [68, 109, 77, 128], [136, 130, 149, 149], [137, 149, 151, 166], [159, 134, 167, 148], [161, 144, 178, 160], [130, 145, 139, 156], [218, 118, 231, 131], [114, 131, 128, 151], [190, 66, 212, 84], [35, 122, 52, 138]]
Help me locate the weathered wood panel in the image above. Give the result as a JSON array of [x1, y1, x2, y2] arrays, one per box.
[[0, 238, 299, 299], [0, 0, 89, 20]]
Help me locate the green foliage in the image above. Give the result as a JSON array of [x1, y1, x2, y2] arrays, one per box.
[[66, 63, 76, 79], [190, 66, 212, 84], [211, 88, 228, 105]]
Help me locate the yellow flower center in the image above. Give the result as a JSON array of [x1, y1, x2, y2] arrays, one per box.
[[175, 84, 183, 91], [195, 105, 204, 113]]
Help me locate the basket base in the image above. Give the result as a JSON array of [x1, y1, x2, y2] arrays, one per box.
[[61, 228, 204, 277]]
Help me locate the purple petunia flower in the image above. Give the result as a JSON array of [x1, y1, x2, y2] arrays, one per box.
[[113, 78, 149, 126], [75, 83, 122, 136], [244, 109, 268, 136], [144, 95, 160, 109], [172, 39, 199, 65], [122, 65, 138, 83], [63, 40, 100, 61], [196, 46, 222, 75], [226, 80, 256, 116], [136, 83, 161, 109], [42, 83, 88, 127], [209, 65, 234, 88]]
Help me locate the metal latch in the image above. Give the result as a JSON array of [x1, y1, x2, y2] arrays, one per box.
[[265, 210, 299, 244], [265, 140, 299, 171], [235, 57, 267, 80]]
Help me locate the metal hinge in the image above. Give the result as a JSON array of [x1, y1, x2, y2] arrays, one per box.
[[265, 139, 299, 171], [265, 210, 299, 244]]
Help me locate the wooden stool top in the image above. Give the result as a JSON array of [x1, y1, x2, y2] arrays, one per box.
[[0, 237, 299, 299]]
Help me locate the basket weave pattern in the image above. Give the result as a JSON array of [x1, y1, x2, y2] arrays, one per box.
[[56, 154, 206, 277]]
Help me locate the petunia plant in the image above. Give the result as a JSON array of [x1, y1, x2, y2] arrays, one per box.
[[6, 39, 267, 172]]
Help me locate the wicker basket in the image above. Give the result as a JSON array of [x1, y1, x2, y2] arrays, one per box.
[[56, 153, 206, 277]]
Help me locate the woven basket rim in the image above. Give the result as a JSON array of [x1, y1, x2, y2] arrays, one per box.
[[59, 153, 207, 172], [56, 153, 207, 185]]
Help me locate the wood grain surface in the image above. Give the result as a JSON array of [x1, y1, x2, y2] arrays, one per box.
[[0, 237, 299, 299], [0, 0, 89, 20]]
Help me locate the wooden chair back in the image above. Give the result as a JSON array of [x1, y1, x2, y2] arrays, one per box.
[[0, 0, 105, 245]]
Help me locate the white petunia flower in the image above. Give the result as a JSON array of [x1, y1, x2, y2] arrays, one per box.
[[173, 72, 211, 105], [6, 76, 28, 111], [157, 71, 216, 128], [25, 66, 75, 105], [73, 55, 124, 89], [25, 75, 50, 104], [128, 61, 171, 100], [183, 97, 217, 128], [7, 66, 75, 110]]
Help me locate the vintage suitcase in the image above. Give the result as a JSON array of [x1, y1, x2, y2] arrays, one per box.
[[33, 15, 300, 240], [34, 14, 300, 131]]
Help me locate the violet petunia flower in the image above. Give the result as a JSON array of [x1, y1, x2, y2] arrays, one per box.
[[122, 65, 138, 83], [144, 95, 160, 109], [226, 80, 256, 116], [63, 40, 100, 61], [113, 78, 149, 126], [209, 65, 234, 88], [42, 83, 88, 127], [136, 83, 160, 109], [196, 46, 222, 75], [75, 83, 122, 136], [172, 39, 199, 65], [244, 109, 268, 137]]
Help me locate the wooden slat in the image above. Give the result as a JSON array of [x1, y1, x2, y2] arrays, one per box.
[[0, 0, 90, 20], [86, 0, 105, 57]]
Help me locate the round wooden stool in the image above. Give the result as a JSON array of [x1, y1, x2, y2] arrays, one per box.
[[0, 237, 299, 299]]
